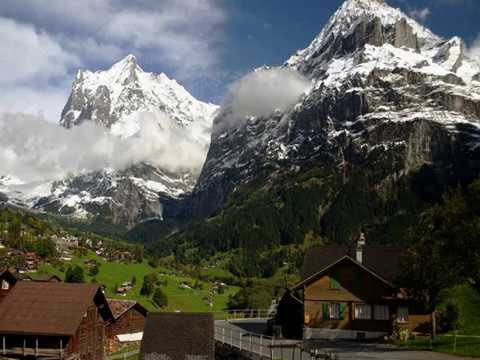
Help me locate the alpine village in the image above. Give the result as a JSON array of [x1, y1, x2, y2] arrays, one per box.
[[1, 0, 480, 359]]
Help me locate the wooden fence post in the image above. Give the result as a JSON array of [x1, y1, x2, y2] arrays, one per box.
[[2, 336, 5, 355], [260, 335, 263, 357]]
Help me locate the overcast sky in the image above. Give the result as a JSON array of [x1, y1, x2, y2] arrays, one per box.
[[0, 0, 478, 122]]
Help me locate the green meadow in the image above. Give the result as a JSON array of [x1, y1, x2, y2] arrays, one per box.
[[37, 250, 239, 314]]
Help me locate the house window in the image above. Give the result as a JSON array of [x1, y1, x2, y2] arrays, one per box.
[[374, 305, 390, 320], [323, 303, 346, 320], [354, 304, 372, 320], [329, 303, 340, 319], [397, 307, 409, 323], [1, 280, 8, 290]]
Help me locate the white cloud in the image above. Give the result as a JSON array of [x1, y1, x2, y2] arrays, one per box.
[[0, 17, 80, 121], [0, 0, 226, 81], [0, 85, 69, 122], [0, 112, 208, 183], [468, 34, 480, 60], [408, 8, 431, 22], [0, 1, 226, 120], [0, 17, 79, 85], [219, 68, 311, 129]]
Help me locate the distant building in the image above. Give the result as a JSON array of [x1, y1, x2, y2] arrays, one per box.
[[0, 282, 114, 360], [106, 299, 148, 353], [0, 269, 17, 302], [277, 237, 430, 340], [140, 313, 214, 360]]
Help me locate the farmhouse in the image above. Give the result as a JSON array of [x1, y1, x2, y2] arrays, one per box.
[[278, 236, 430, 340], [106, 299, 148, 353], [140, 313, 214, 360], [0, 268, 17, 301], [0, 282, 114, 360]]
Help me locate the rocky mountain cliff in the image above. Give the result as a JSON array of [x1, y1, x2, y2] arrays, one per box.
[[26, 56, 217, 229], [188, 0, 480, 245]]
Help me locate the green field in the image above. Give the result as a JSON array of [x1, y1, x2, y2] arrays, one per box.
[[396, 284, 480, 357], [397, 335, 480, 358], [37, 251, 239, 313]]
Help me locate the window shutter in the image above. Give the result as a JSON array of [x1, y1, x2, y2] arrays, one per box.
[[339, 303, 346, 320], [322, 303, 329, 320]]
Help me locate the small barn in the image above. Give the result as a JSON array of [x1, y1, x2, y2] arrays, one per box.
[[0, 268, 17, 301], [140, 313, 214, 360], [0, 282, 114, 360], [106, 299, 148, 353]]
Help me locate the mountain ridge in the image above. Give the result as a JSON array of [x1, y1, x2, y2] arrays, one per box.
[[1, 55, 219, 229], [179, 0, 480, 248]]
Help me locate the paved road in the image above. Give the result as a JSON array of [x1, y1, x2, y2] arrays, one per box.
[[305, 340, 476, 360], [215, 320, 475, 360]]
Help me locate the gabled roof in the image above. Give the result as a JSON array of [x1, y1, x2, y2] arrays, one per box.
[[140, 313, 214, 360], [33, 274, 63, 282], [107, 299, 148, 320], [301, 245, 404, 282], [0, 282, 113, 336], [296, 245, 404, 290]]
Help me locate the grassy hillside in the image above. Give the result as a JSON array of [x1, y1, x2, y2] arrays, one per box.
[[37, 250, 239, 313]]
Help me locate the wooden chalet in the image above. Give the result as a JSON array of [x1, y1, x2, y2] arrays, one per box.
[[140, 313, 214, 360], [106, 299, 148, 353], [0, 282, 114, 360], [0, 268, 17, 302], [277, 236, 430, 340]]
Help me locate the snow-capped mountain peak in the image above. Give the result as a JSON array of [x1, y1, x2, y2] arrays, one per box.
[[286, 0, 440, 75], [60, 54, 218, 136]]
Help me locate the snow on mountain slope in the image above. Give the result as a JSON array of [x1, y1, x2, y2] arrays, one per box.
[[191, 0, 480, 218], [61, 54, 217, 137], [0, 55, 219, 228]]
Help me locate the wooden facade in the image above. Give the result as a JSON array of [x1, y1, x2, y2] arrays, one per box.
[[302, 258, 402, 335], [0, 282, 114, 360], [106, 301, 147, 353], [281, 246, 432, 340], [67, 304, 106, 360]]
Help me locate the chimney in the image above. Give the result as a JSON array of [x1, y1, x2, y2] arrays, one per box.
[[356, 231, 366, 263]]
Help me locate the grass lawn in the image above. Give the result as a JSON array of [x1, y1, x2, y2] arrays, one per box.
[[396, 335, 480, 358], [36, 251, 239, 314], [395, 284, 480, 358], [443, 284, 480, 336]]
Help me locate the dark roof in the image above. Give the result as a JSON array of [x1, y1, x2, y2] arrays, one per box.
[[140, 313, 214, 360], [0, 269, 18, 284], [300, 245, 404, 285], [33, 274, 63, 282], [107, 299, 148, 320], [0, 282, 113, 336]]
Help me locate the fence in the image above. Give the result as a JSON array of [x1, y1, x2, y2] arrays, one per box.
[[214, 323, 337, 360], [214, 309, 274, 321]]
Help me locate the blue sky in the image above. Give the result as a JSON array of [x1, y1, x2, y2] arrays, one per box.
[[0, 0, 478, 121]]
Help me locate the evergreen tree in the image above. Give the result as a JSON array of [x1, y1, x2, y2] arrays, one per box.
[[65, 265, 85, 283], [140, 273, 158, 296], [152, 287, 168, 308]]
